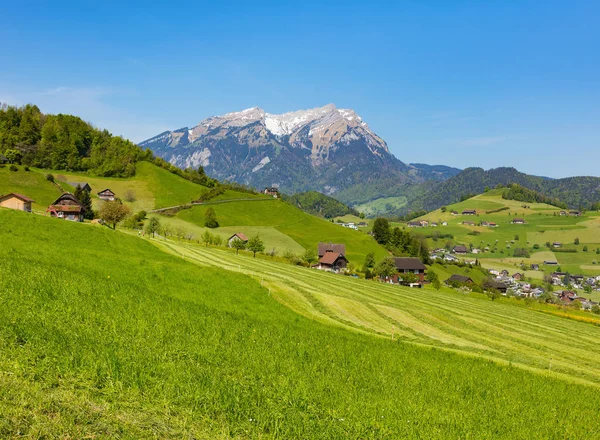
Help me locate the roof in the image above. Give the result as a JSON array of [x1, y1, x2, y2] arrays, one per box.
[[513, 218, 525, 222], [463, 209, 476, 213], [393, 257, 426, 271], [98, 188, 115, 195], [446, 274, 473, 283], [47, 205, 82, 212], [318, 242, 346, 257], [229, 233, 248, 242], [319, 252, 348, 265], [0, 192, 35, 203], [488, 281, 508, 290], [50, 193, 83, 207], [68, 181, 91, 189], [453, 245, 468, 253]]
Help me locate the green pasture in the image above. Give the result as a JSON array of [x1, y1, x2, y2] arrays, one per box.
[[177, 200, 388, 265], [0, 166, 63, 210], [354, 195, 408, 216], [6, 210, 600, 436]]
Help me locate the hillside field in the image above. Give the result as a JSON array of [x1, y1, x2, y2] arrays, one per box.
[[415, 190, 600, 276], [2, 209, 600, 437]]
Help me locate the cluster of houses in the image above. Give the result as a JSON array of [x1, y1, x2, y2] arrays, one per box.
[[338, 221, 367, 230], [0, 182, 117, 222], [407, 219, 448, 228], [560, 210, 582, 217], [263, 187, 279, 198]]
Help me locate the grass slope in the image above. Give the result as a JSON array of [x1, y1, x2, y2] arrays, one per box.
[[416, 190, 600, 276], [2, 210, 600, 438], [0, 166, 63, 211], [176, 200, 388, 264]]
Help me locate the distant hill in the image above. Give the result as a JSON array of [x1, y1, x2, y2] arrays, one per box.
[[282, 191, 359, 218]]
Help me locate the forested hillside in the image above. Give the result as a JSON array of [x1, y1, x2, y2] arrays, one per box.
[[283, 191, 359, 218], [0, 103, 217, 187]]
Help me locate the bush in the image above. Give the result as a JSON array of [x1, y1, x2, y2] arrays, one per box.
[[533, 244, 540, 250], [45, 173, 55, 182], [23, 166, 30, 171], [9, 164, 18, 172]]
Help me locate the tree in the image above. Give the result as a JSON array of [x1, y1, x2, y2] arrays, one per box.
[[45, 173, 54, 182], [399, 272, 418, 285], [99, 200, 131, 229], [592, 304, 600, 315], [204, 207, 219, 228], [230, 237, 247, 255], [441, 206, 447, 213], [74, 185, 93, 220], [584, 283, 593, 294], [201, 230, 213, 246], [514, 235, 519, 241], [4, 149, 22, 164], [145, 216, 160, 237], [364, 252, 376, 268], [574, 237, 580, 245], [583, 245, 588, 252], [372, 218, 390, 244], [373, 258, 397, 279], [124, 189, 136, 203], [302, 249, 318, 265], [427, 271, 441, 290], [247, 234, 265, 257]]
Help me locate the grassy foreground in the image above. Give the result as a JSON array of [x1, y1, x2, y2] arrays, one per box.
[[2, 210, 600, 438]]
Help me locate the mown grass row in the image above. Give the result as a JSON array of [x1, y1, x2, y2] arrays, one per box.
[[3, 209, 600, 438], [158, 239, 600, 386]]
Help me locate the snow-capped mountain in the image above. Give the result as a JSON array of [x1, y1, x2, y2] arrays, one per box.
[[140, 104, 414, 194]]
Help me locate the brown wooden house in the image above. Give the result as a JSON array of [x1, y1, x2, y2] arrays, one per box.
[[46, 193, 84, 222], [391, 257, 426, 284], [0, 193, 34, 212], [98, 188, 116, 201], [317, 252, 348, 272]]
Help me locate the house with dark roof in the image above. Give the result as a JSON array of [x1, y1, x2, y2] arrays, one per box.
[[317, 252, 348, 272], [531, 264, 540, 271], [453, 245, 468, 255], [391, 257, 426, 284], [462, 221, 475, 226], [0, 193, 35, 212], [553, 242, 562, 248], [569, 211, 582, 217], [512, 218, 526, 224], [68, 182, 92, 192], [98, 189, 116, 201], [486, 281, 508, 293], [228, 233, 248, 247], [462, 209, 476, 215], [46, 193, 84, 222], [318, 242, 346, 258], [445, 274, 474, 285]]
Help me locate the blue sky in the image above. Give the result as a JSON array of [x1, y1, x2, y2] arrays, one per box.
[[1, 0, 598, 178]]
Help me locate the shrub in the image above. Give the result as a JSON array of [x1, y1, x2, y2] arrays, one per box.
[[45, 173, 55, 182], [9, 164, 18, 171], [23, 166, 30, 171], [533, 244, 540, 250]]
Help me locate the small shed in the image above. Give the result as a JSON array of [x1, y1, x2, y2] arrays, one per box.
[[228, 233, 249, 247], [0, 193, 35, 212]]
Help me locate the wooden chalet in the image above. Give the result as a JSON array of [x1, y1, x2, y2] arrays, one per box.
[[0, 193, 34, 212], [512, 218, 526, 224], [228, 233, 249, 247], [263, 187, 279, 198], [318, 242, 346, 258], [317, 252, 348, 272], [487, 281, 508, 294], [391, 257, 426, 284], [453, 245, 468, 255], [68, 182, 92, 192], [445, 274, 474, 285], [462, 209, 476, 215], [46, 193, 84, 221], [98, 188, 116, 201]]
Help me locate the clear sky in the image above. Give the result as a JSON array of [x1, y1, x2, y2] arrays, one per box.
[[1, 0, 598, 178]]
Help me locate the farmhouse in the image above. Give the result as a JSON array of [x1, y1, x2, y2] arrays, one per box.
[[487, 281, 508, 294], [559, 211, 567, 216], [450, 210, 459, 215], [407, 221, 422, 227], [569, 211, 582, 217], [317, 252, 348, 273], [462, 221, 475, 226], [228, 233, 248, 247], [68, 182, 92, 192], [318, 242, 346, 258], [0, 193, 34, 212], [462, 209, 476, 215], [512, 218, 526, 224], [531, 264, 540, 271], [553, 242, 563, 248], [392, 257, 426, 284], [453, 245, 468, 255], [46, 193, 84, 222], [98, 189, 116, 201], [512, 273, 524, 281], [445, 274, 474, 284], [544, 260, 558, 265], [263, 187, 279, 198]]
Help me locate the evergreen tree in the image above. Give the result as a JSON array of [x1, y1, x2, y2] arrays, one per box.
[[204, 207, 219, 228]]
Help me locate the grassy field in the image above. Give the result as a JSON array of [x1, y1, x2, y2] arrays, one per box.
[[355, 195, 408, 216], [415, 190, 600, 277], [176, 200, 388, 265], [0, 165, 63, 211], [3, 210, 600, 437]]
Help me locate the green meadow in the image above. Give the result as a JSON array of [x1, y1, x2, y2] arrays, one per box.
[[416, 190, 600, 276], [0, 165, 63, 211], [176, 200, 388, 265], [3, 209, 600, 438]]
